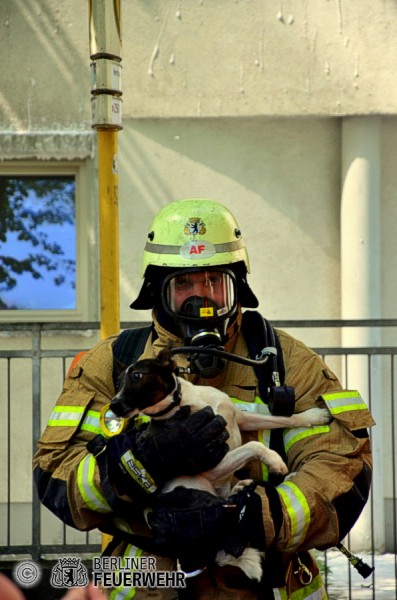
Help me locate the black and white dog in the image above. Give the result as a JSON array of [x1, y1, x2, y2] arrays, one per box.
[[110, 349, 330, 579]]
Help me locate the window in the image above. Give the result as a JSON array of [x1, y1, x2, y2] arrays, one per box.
[[0, 175, 76, 310], [0, 163, 95, 321]]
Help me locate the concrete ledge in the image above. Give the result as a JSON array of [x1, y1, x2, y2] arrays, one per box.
[[0, 132, 94, 160]]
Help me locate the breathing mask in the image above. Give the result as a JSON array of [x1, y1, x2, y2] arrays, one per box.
[[161, 267, 238, 377]]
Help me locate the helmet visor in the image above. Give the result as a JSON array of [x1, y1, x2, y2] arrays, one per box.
[[163, 268, 237, 322]]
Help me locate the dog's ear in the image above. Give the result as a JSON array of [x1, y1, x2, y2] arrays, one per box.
[[158, 346, 177, 372]]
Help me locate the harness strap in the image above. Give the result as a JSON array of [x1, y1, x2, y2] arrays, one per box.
[[241, 311, 290, 484], [112, 325, 155, 391], [241, 310, 286, 403]]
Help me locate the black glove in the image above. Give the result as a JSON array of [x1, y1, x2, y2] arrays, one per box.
[[223, 481, 266, 558], [106, 406, 229, 499], [148, 483, 265, 572], [148, 486, 238, 570]]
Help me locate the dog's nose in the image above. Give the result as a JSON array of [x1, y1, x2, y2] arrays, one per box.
[[110, 396, 125, 417]]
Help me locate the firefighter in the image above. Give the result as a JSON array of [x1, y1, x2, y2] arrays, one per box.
[[33, 198, 374, 600]]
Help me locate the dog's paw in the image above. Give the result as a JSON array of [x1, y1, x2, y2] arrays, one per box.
[[295, 407, 331, 428], [266, 449, 288, 475], [216, 548, 264, 581], [230, 479, 254, 495]]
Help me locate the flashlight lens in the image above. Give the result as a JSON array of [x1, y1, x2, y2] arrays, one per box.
[[100, 404, 126, 436], [104, 411, 122, 432]]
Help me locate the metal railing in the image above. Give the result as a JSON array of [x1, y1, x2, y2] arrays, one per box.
[[1, 319, 397, 599]]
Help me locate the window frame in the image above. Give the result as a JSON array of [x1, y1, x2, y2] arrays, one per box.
[[0, 161, 97, 322]]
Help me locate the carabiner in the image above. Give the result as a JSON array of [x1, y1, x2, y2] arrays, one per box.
[[294, 555, 313, 586]]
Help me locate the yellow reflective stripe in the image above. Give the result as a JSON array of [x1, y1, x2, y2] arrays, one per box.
[[289, 574, 327, 599], [230, 396, 271, 414], [258, 427, 271, 480], [322, 390, 367, 415], [273, 588, 289, 600], [48, 406, 103, 435], [109, 544, 143, 600], [47, 405, 85, 427], [284, 425, 330, 453], [80, 409, 102, 435], [77, 455, 112, 513], [231, 397, 271, 479], [121, 544, 144, 567], [274, 574, 326, 599], [109, 580, 136, 600], [277, 481, 310, 549]]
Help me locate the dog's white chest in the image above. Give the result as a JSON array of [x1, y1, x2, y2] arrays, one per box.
[[178, 379, 242, 451]]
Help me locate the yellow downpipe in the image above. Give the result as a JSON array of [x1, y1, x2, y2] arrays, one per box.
[[89, 0, 122, 554], [97, 128, 120, 340], [97, 128, 119, 552]]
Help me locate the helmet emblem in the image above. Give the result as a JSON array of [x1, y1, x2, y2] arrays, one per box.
[[184, 217, 206, 238]]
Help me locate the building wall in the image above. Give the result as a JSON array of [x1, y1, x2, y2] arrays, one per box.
[[2, 1, 397, 127], [1, 0, 396, 328], [118, 117, 342, 325]]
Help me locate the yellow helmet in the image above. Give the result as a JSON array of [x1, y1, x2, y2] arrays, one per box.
[[131, 199, 258, 311], [141, 198, 250, 274]]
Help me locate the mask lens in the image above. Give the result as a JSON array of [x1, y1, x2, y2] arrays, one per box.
[[164, 270, 236, 320]]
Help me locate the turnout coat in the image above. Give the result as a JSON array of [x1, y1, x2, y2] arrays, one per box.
[[33, 313, 374, 600]]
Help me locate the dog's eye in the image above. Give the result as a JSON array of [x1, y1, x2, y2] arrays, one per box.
[[132, 372, 143, 381]]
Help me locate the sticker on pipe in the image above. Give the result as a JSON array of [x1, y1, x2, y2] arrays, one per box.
[[179, 240, 216, 259]]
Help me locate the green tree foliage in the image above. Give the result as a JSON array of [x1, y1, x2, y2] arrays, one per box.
[[0, 176, 76, 309]]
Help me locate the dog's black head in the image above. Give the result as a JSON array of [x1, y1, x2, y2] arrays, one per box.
[[110, 349, 178, 418]]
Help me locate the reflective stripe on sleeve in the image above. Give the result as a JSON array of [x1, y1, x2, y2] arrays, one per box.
[[77, 454, 112, 513], [283, 425, 330, 453], [277, 481, 310, 549], [109, 545, 143, 600], [80, 410, 102, 435], [273, 586, 289, 599], [274, 574, 326, 599], [47, 406, 103, 435], [321, 390, 367, 416], [47, 405, 85, 427], [289, 574, 327, 599]]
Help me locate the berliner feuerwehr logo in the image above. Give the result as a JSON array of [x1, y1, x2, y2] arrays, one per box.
[[184, 217, 206, 237], [51, 557, 89, 588]]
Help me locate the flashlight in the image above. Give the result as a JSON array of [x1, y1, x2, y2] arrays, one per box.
[[99, 403, 128, 436]]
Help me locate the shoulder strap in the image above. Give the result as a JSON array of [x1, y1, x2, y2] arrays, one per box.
[[241, 310, 291, 484], [241, 310, 285, 400], [112, 325, 154, 390]]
